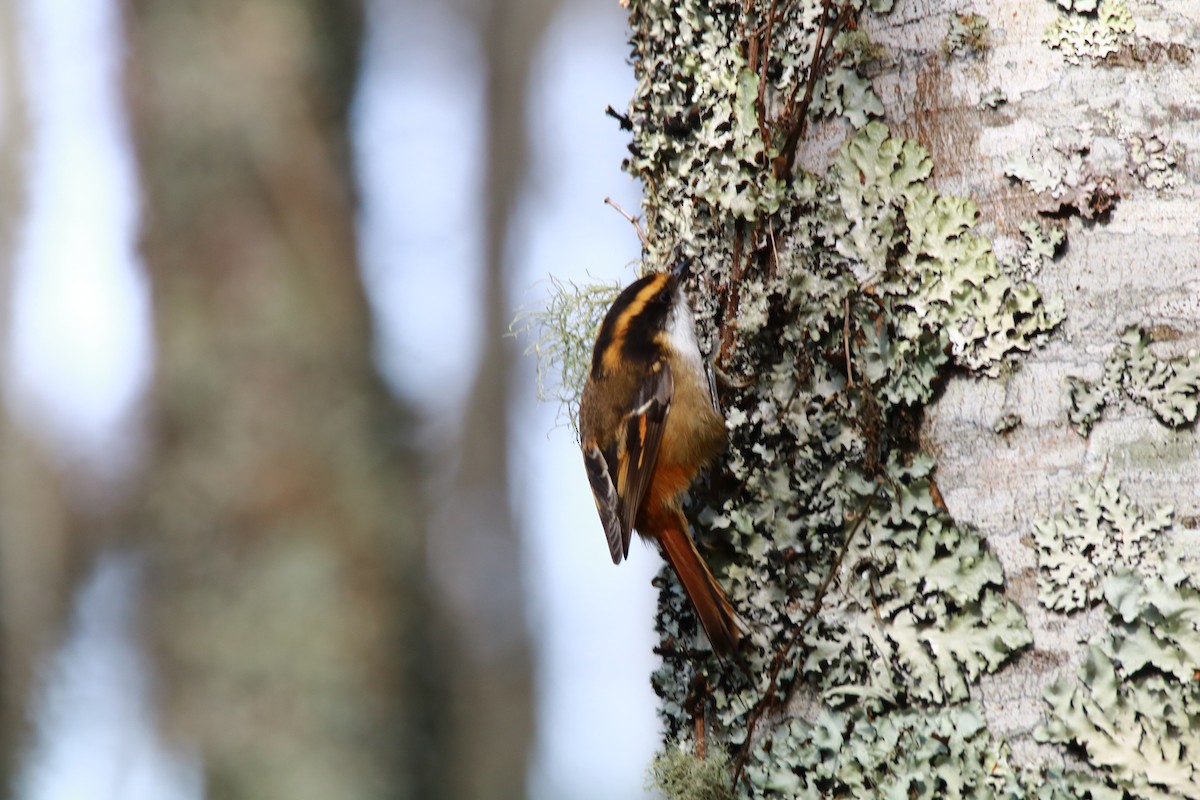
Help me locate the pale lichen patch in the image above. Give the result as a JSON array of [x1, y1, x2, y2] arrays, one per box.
[[1043, 0, 1136, 65], [1066, 326, 1200, 436], [1032, 476, 1172, 613]]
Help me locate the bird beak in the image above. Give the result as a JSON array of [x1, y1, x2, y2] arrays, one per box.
[[671, 251, 694, 280]]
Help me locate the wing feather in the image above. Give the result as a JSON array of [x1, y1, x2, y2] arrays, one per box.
[[583, 442, 625, 563], [583, 360, 674, 563], [614, 361, 673, 558]]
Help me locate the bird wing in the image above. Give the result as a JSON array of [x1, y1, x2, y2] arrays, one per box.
[[582, 361, 674, 563], [582, 441, 625, 564]]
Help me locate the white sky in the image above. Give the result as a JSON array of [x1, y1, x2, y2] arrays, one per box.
[[8, 0, 152, 466], [9, 0, 664, 798], [16, 555, 202, 800]]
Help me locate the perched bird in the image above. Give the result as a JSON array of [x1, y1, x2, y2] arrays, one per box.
[[579, 266, 741, 655]]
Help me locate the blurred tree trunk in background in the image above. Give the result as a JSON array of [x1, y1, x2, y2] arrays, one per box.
[[122, 1, 449, 797], [422, 0, 553, 795]]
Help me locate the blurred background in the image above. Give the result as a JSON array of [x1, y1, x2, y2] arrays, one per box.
[[0, 0, 665, 798]]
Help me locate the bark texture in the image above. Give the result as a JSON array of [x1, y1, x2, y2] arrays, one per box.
[[879, 0, 1200, 768]]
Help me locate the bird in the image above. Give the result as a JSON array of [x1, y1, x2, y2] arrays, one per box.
[[578, 265, 742, 656]]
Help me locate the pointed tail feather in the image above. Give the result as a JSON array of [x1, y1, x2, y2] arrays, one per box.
[[656, 509, 741, 656]]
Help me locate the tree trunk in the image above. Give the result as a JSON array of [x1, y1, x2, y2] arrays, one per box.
[[123, 2, 430, 797], [623, 0, 1200, 797]]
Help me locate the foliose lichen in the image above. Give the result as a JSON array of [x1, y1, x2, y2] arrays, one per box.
[[1125, 132, 1184, 190], [742, 704, 1023, 798], [1038, 563, 1200, 799], [992, 411, 1022, 434], [1004, 220, 1065, 281], [1043, 0, 1135, 65], [1066, 326, 1200, 436], [1004, 129, 1119, 220], [978, 87, 1007, 110], [827, 123, 1064, 377], [943, 13, 989, 59], [615, 1, 1074, 794], [626, 5, 780, 228], [1032, 476, 1173, 613]]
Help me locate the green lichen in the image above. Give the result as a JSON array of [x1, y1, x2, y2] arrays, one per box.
[[1067, 326, 1200, 436], [836, 28, 887, 65], [812, 63, 885, 127], [1010, 220, 1065, 280], [798, 455, 1032, 707], [615, 1, 1067, 795], [1004, 130, 1118, 220], [625, 5, 785, 227], [1032, 476, 1172, 612], [624, 0, 885, 246], [742, 703, 1146, 799], [1005, 150, 1067, 195], [743, 704, 1025, 798], [812, 31, 886, 127], [1044, 0, 1135, 65], [650, 745, 735, 800], [643, 119, 1055, 790], [1055, 0, 1099, 11], [829, 123, 1064, 378], [992, 412, 1022, 434], [1038, 564, 1200, 799], [943, 13, 990, 59]]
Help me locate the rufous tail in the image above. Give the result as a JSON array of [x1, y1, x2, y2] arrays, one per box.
[[655, 508, 742, 656]]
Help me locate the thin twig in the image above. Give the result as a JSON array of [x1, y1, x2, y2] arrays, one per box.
[[766, 218, 780, 279], [718, 225, 748, 366], [843, 295, 854, 387], [756, 0, 784, 139], [775, 0, 857, 177], [604, 196, 650, 249], [730, 509, 869, 789]]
